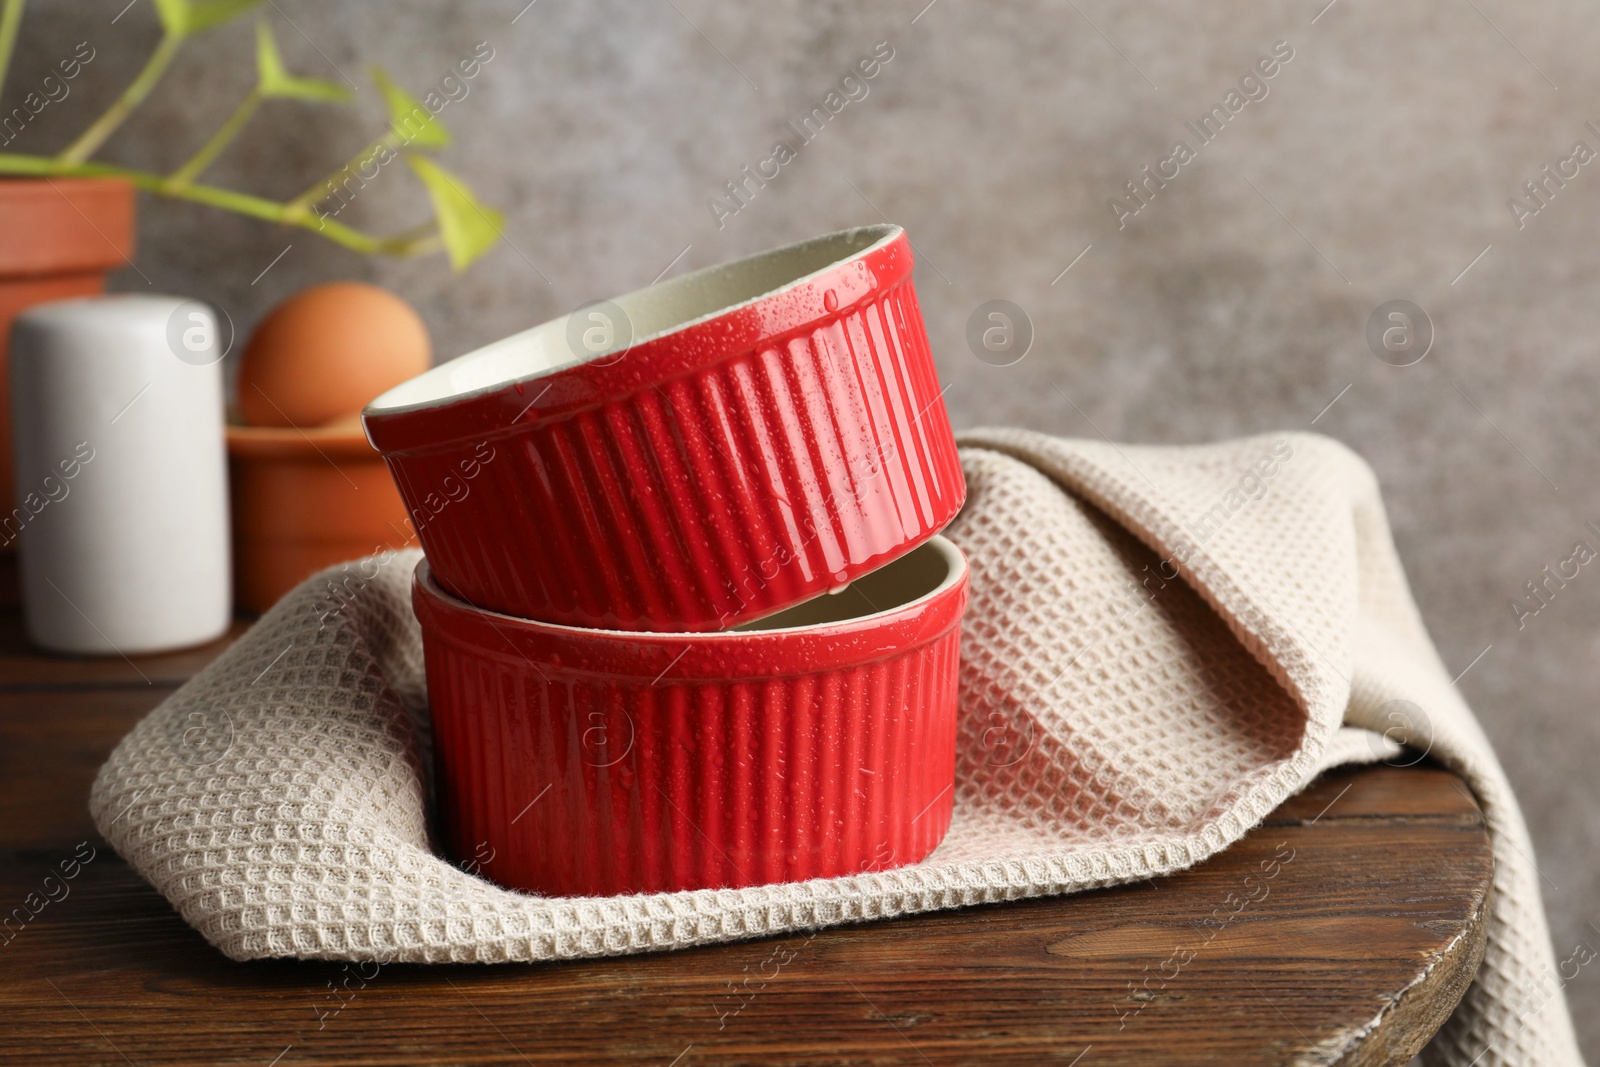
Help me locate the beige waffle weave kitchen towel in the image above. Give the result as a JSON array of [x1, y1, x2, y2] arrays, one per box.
[[89, 429, 1584, 1066]]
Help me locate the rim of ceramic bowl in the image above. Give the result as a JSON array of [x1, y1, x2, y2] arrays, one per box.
[[363, 225, 908, 452], [413, 534, 967, 679]]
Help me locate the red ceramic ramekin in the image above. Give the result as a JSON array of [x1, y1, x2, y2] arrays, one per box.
[[366, 225, 965, 632], [413, 535, 967, 897]]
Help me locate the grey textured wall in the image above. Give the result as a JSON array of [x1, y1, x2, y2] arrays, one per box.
[[13, 0, 1600, 1052]]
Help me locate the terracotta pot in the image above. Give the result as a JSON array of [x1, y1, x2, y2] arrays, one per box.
[[227, 422, 414, 613], [0, 178, 136, 530]]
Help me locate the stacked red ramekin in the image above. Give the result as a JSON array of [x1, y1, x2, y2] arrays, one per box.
[[364, 225, 967, 896]]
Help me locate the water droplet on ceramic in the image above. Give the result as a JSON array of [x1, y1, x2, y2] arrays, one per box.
[[822, 289, 839, 313]]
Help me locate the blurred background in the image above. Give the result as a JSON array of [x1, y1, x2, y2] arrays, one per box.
[[11, 0, 1598, 1053]]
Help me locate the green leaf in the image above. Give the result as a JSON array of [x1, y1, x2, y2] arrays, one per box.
[[406, 155, 503, 271], [372, 66, 449, 149], [150, 0, 189, 34], [154, 0, 262, 37], [255, 21, 351, 102]]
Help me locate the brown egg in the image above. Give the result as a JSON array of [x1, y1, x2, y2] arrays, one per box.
[[237, 283, 431, 428]]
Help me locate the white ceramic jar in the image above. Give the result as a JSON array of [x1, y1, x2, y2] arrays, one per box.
[[9, 294, 231, 654]]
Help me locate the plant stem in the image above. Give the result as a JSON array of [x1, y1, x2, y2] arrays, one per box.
[[280, 132, 398, 222], [56, 31, 183, 165], [0, 0, 25, 103], [0, 151, 441, 257], [165, 88, 260, 189]]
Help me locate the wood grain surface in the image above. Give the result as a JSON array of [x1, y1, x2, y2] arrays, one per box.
[[0, 606, 1490, 1066]]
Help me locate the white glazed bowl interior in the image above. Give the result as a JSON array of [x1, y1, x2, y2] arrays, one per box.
[[421, 536, 965, 637], [369, 225, 900, 416], [732, 535, 963, 633]]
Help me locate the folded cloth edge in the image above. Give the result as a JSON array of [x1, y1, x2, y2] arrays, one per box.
[[84, 427, 1584, 1067]]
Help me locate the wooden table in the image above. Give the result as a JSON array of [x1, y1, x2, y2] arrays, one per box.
[[0, 605, 1492, 1066]]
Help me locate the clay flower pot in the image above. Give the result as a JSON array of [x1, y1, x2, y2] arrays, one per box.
[[0, 178, 135, 528], [227, 421, 414, 613]]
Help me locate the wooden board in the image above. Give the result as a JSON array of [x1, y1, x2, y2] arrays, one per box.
[[0, 606, 1490, 1066]]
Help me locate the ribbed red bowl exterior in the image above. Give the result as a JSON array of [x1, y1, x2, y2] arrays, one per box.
[[412, 550, 965, 897], [368, 228, 964, 631]]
